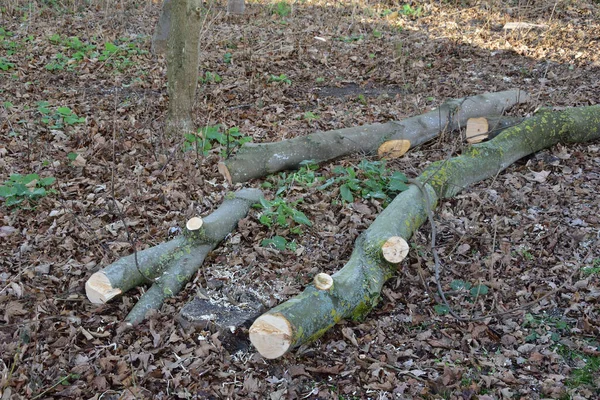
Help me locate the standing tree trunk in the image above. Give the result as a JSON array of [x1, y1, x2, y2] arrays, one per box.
[[166, 0, 203, 135], [151, 0, 172, 55]]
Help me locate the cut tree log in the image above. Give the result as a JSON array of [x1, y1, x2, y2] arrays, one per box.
[[465, 115, 527, 144], [85, 188, 262, 325], [220, 90, 529, 183], [249, 105, 600, 359]]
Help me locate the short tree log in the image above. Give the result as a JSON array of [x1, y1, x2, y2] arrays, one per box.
[[85, 188, 263, 325], [381, 236, 409, 264], [220, 90, 529, 183], [249, 105, 600, 359]]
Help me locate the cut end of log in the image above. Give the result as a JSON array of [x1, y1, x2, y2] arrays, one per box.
[[377, 139, 411, 159], [186, 216, 203, 231], [466, 117, 489, 144], [382, 236, 409, 264], [314, 272, 333, 290], [86, 272, 122, 304], [249, 313, 293, 359], [218, 162, 232, 184]]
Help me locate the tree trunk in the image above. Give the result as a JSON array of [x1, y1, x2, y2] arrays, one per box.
[[165, 0, 203, 136], [151, 0, 172, 55], [85, 188, 263, 325], [248, 105, 600, 359], [153, 0, 243, 55], [219, 90, 529, 183]]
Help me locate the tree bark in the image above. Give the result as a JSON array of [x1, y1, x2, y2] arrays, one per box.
[[220, 90, 529, 183], [153, 0, 243, 55], [165, 0, 203, 135], [151, 0, 172, 55], [85, 188, 263, 325], [249, 105, 600, 359]]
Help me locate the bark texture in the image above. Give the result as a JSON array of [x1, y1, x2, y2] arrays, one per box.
[[85, 189, 263, 325], [151, 0, 172, 55], [249, 105, 600, 359], [221, 90, 529, 183], [166, 0, 203, 135]]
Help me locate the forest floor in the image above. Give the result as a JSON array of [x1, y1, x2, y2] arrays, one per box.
[[1, 0, 599, 398]]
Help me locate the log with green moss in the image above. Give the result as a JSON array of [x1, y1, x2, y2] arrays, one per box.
[[85, 188, 263, 325], [249, 105, 600, 359], [219, 90, 529, 183]]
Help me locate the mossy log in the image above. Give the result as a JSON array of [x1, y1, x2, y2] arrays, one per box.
[[220, 90, 529, 183], [249, 105, 600, 359], [85, 188, 263, 325]]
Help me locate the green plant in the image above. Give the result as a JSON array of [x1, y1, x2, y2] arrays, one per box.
[[373, 30, 382, 38], [316, 77, 325, 83], [582, 258, 600, 276], [265, 160, 323, 191], [0, 174, 56, 208], [223, 52, 233, 64], [268, 73, 291, 84], [37, 102, 85, 128], [200, 71, 222, 84], [261, 235, 298, 251], [272, 1, 291, 17], [566, 355, 600, 389], [0, 57, 15, 70], [44, 53, 68, 71], [318, 160, 408, 205], [303, 111, 319, 121], [357, 94, 367, 105], [399, 4, 423, 18], [183, 125, 251, 157], [255, 196, 311, 232]]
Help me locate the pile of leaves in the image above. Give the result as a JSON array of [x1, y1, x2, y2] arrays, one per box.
[[0, 0, 599, 398]]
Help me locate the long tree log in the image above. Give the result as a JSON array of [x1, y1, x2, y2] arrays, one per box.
[[249, 105, 600, 359], [85, 188, 263, 325], [219, 90, 529, 183]]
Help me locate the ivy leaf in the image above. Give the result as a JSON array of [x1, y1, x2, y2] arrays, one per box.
[[433, 304, 449, 315], [470, 284, 489, 297], [340, 184, 353, 202]]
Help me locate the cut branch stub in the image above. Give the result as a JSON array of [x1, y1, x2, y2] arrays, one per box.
[[314, 273, 333, 290], [186, 216, 203, 231], [248, 313, 293, 359], [86, 272, 124, 304], [218, 162, 232, 184], [377, 139, 411, 159], [381, 236, 409, 264], [466, 117, 489, 144]]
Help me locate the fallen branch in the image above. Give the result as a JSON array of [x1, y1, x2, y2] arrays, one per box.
[[220, 89, 529, 183], [86, 188, 263, 325], [249, 105, 600, 359]]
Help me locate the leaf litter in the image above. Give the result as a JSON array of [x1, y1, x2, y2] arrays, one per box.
[[0, 0, 599, 398]]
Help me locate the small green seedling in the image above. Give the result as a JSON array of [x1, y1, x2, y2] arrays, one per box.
[[582, 258, 600, 276], [0, 174, 56, 208], [268, 74, 291, 84], [272, 1, 291, 17], [319, 160, 408, 205], [316, 77, 325, 83], [223, 52, 233, 64], [200, 71, 222, 84], [37, 102, 85, 128], [261, 235, 297, 252], [255, 196, 311, 232], [303, 111, 319, 121], [183, 125, 251, 157], [0, 57, 14, 70]]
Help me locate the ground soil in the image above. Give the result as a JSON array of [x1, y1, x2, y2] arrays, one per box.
[[1, 0, 599, 399]]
